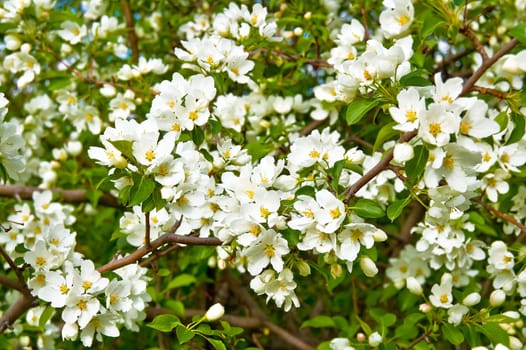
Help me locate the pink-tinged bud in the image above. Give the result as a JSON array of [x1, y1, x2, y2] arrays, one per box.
[[204, 303, 224, 322], [419, 303, 432, 313], [356, 332, 366, 342], [490, 290, 506, 307]]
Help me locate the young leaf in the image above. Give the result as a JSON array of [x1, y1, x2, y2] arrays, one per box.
[[387, 196, 412, 222], [176, 325, 195, 344], [352, 198, 385, 218], [147, 314, 181, 332], [165, 273, 197, 291], [506, 112, 525, 145], [509, 23, 526, 44], [301, 315, 336, 329], [405, 145, 428, 184], [207, 338, 227, 350], [128, 176, 156, 207], [443, 323, 464, 345], [346, 98, 380, 125]]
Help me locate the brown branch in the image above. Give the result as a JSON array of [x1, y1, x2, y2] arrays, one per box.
[[0, 275, 25, 292], [97, 232, 221, 273], [471, 85, 509, 99], [0, 185, 120, 207], [343, 130, 417, 203], [0, 245, 27, 291], [300, 119, 325, 136], [474, 198, 526, 241], [460, 38, 519, 96], [146, 307, 315, 350], [0, 293, 36, 333], [121, 0, 139, 64]]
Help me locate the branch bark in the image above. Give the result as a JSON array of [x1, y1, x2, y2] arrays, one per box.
[[0, 185, 120, 207]]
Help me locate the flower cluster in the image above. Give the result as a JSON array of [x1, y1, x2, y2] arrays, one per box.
[[1, 191, 150, 347]]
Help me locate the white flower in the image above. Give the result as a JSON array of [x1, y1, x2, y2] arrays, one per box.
[[243, 229, 289, 275], [57, 21, 87, 44], [379, 0, 414, 38], [393, 142, 414, 163], [368, 331, 383, 346], [429, 273, 453, 309], [447, 303, 469, 325], [418, 103, 459, 146]]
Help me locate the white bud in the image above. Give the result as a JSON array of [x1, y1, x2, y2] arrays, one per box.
[[359, 256, 378, 277], [65, 141, 82, 156], [368, 331, 382, 347], [406, 277, 423, 295], [393, 142, 414, 163], [490, 289, 506, 307], [20, 43, 31, 53], [373, 229, 388, 242], [294, 27, 303, 36], [502, 311, 520, 319], [509, 336, 522, 350], [304, 12, 312, 20], [5, 35, 21, 51], [100, 84, 116, 97], [204, 303, 224, 322], [462, 292, 481, 306]]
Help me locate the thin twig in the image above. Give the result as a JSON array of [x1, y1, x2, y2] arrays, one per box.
[[460, 38, 519, 96], [0, 245, 27, 290], [97, 232, 221, 273], [474, 198, 526, 241], [0, 275, 25, 292], [0, 185, 120, 207], [471, 85, 509, 99], [343, 130, 417, 203], [0, 294, 36, 333]]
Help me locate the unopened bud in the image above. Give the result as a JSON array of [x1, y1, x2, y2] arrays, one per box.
[[296, 260, 311, 276], [393, 142, 414, 163], [356, 332, 366, 342], [368, 331, 382, 347], [373, 229, 388, 242], [462, 292, 481, 306], [204, 303, 224, 322], [406, 277, 423, 295], [112, 155, 128, 169], [419, 303, 432, 313], [490, 289, 506, 307], [293, 27, 303, 36], [304, 11, 312, 20], [330, 263, 343, 278], [359, 256, 378, 277]]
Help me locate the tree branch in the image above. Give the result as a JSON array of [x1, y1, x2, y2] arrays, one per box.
[[121, 0, 140, 64], [0, 185, 120, 207], [97, 232, 221, 273], [0, 274, 25, 292], [460, 38, 519, 96], [0, 293, 36, 333], [343, 130, 417, 203], [474, 197, 526, 241]]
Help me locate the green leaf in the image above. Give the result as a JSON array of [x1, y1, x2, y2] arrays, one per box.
[[352, 198, 384, 218], [346, 98, 380, 125], [129, 176, 156, 207], [301, 315, 336, 329], [147, 314, 181, 332], [443, 323, 464, 345], [295, 186, 316, 198], [486, 314, 520, 324], [39, 307, 55, 331], [176, 325, 195, 344], [387, 196, 412, 222], [191, 127, 205, 146], [509, 23, 526, 44], [166, 273, 197, 291], [374, 122, 401, 152], [494, 111, 508, 132], [109, 140, 135, 162], [330, 160, 345, 191], [165, 300, 186, 317], [506, 112, 525, 145], [405, 145, 428, 184], [246, 140, 274, 161], [207, 338, 227, 350], [399, 70, 432, 87], [474, 323, 509, 346]]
